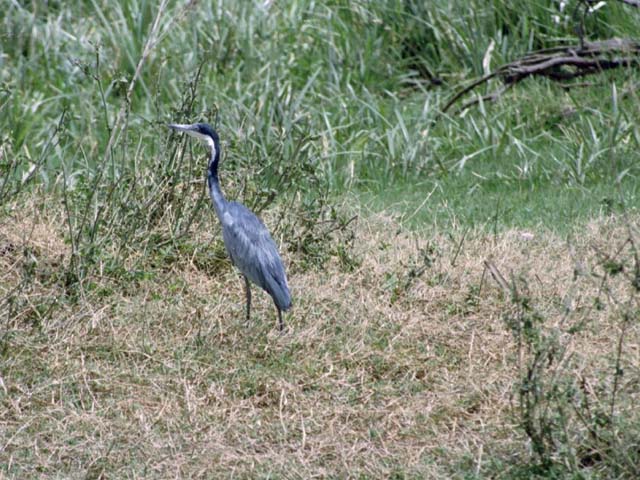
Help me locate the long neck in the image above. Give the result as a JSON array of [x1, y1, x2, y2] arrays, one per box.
[[207, 137, 226, 218]]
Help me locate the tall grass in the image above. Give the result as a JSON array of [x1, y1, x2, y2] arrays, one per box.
[[3, 1, 639, 190]]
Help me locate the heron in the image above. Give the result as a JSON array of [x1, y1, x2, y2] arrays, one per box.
[[168, 122, 292, 332]]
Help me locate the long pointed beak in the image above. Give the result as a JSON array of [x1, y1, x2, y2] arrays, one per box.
[[168, 123, 195, 132]]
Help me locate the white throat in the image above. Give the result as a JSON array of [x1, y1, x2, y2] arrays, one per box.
[[205, 136, 216, 157]]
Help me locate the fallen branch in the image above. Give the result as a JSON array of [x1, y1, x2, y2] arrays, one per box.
[[617, 0, 640, 7], [443, 38, 640, 114]]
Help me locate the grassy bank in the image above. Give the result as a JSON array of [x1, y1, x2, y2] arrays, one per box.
[[2, 198, 640, 478], [3, 201, 639, 478]]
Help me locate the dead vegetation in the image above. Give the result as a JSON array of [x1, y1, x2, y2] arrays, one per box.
[[440, 1, 640, 115], [1, 197, 639, 478], [443, 38, 640, 115]]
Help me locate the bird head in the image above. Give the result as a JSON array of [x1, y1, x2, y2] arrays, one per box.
[[168, 122, 219, 150]]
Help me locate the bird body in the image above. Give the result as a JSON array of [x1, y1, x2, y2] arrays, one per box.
[[220, 201, 291, 312], [168, 122, 291, 331]]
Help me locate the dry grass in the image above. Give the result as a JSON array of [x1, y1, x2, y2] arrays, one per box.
[[1, 197, 639, 478]]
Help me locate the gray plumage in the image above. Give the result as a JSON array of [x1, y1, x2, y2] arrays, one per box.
[[221, 201, 291, 312], [168, 122, 291, 331]]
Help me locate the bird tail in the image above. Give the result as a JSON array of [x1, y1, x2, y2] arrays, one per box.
[[269, 275, 292, 312]]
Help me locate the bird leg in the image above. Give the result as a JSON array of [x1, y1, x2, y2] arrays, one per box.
[[277, 307, 284, 333], [244, 276, 251, 322]]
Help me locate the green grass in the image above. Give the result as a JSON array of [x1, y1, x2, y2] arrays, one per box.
[[354, 74, 640, 231], [361, 174, 638, 232], [3, 1, 639, 205], [2, 0, 640, 477]]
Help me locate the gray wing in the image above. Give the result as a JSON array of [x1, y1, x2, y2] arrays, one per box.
[[220, 202, 291, 311]]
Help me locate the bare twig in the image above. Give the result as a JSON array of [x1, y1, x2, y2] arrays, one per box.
[[441, 71, 499, 114], [484, 257, 510, 293], [454, 84, 514, 115]]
